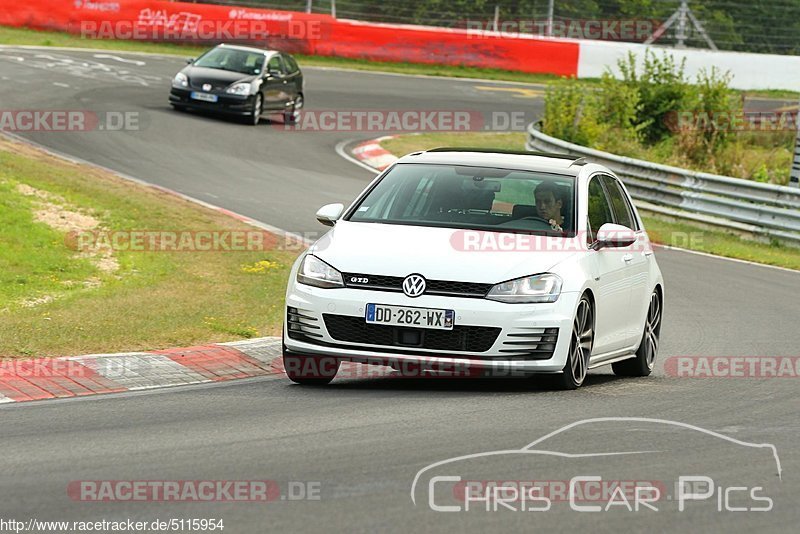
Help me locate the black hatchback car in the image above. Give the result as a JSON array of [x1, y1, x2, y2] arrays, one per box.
[[169, 44, 304, 125]]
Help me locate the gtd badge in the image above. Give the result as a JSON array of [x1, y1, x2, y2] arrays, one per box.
[[203, 84, 212, 91], [402, 274, 426, 298]]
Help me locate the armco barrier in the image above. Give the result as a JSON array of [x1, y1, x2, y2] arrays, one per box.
[[526, 123, 800, 246], [0, 0, 579, 76]]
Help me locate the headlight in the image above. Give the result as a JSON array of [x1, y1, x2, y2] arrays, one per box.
[[486, 273, 562, 303], [225, 82, 251, 95], [296, 255, 344, 288], [172, 72, 188, 88]]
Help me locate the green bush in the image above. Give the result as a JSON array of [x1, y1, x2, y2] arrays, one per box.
[[543, 77, 606, 147], [617, 51, 696, 144], [540, 51, 792, 183]]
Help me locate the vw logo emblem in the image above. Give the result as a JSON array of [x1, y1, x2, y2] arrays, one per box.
[[202, 83, 212, 91], [402, 274, 426, 298]]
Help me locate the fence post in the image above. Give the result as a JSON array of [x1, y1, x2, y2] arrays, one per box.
[[791, 124, 800, 188]]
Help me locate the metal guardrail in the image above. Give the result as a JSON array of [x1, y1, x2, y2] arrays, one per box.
[[526, 123, 800, 245]]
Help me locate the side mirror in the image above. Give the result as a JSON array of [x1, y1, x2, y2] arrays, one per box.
[[186, 58, 194, 64], [268, 69, 281, 77], [316, 203, 344, 227], [590, 223, 636, 250]]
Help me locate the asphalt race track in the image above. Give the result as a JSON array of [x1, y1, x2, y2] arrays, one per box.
[[1, 47, 799, 532]]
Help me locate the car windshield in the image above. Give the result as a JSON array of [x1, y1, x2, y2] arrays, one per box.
[[347, 163, 576, 236], [193, 48, 265, 75]]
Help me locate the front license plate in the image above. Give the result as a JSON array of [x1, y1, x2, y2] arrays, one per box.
[[366, 304, 454, 330], [190, 91, 218, 102]]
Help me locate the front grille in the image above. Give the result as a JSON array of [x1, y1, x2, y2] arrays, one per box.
[[189, 79, 226, 91], [495, 327, 559, 360], [322, 314, 500, 353], [342, 273, 492, 298]]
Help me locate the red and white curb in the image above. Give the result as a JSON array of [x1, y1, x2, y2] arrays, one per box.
[[0, 337, 284, 404], [351, 136, 399, 171]]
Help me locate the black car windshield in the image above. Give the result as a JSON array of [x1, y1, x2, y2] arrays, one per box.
[[193, 48, 265, 75], [347, 163, 576, 236]]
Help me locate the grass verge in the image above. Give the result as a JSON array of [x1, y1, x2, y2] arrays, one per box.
[[380, 132, 800, 271], [2, 25, 798, 99], [0, 136, 300, 358]]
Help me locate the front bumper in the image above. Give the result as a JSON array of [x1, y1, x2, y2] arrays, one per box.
[[284, 281, 580, 374], [169, 88, 255, 116]]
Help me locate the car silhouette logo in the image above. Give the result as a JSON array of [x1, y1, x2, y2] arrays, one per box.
[[402, 274, 426, 298], [202, 84, 212, 91]]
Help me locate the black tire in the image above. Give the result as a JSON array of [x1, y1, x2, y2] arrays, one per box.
[[283, 353, 339, 385], [553, 295, 594, 390], [249, 93, 263, 126], [613, 289, 662, 377], [283, 93, 303, 125]]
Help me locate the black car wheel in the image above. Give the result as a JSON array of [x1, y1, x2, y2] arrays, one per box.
[[554, 295, 594, 390], [249, 93, 263, 126], [284, 353, 339, 385], [284, 93, 303, 125], [613, 289, 662, 377]]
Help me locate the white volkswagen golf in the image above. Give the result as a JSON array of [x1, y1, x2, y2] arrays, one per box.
[[283, 149, 664, 389]]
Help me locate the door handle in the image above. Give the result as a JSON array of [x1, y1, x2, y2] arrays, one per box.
[[622, 253, 633, 263], [643, 250, 654, 257]]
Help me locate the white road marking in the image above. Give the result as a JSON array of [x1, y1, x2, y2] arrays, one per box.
[[53, 82, 70, 88], [93, 53, 146, 66], [335, 139, 381, 174]]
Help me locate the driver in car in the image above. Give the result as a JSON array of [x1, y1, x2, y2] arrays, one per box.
[[534, 182, 565, 231]]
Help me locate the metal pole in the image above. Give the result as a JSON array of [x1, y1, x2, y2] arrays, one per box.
[[331, 0, 336, 18], [791, 110, 800, 188], [546, 0, 555, 37], [492, 5, 499, 33], [305, 0, 312, 14], [676, 0, 688, 48]]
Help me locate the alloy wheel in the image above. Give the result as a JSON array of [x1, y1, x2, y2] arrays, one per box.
[[569, 298, 594, 386]]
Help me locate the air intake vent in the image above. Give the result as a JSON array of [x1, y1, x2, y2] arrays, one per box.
[[286, 307, 323, 341], [496, 327, 559, 360], [322, 314, 500, 353]]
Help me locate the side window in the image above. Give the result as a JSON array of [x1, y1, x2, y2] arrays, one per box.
[[283, 55, 300, 74], [600, 175, 637, 230], [587, 176, 614, 242], [267, 56, 285, 75]]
